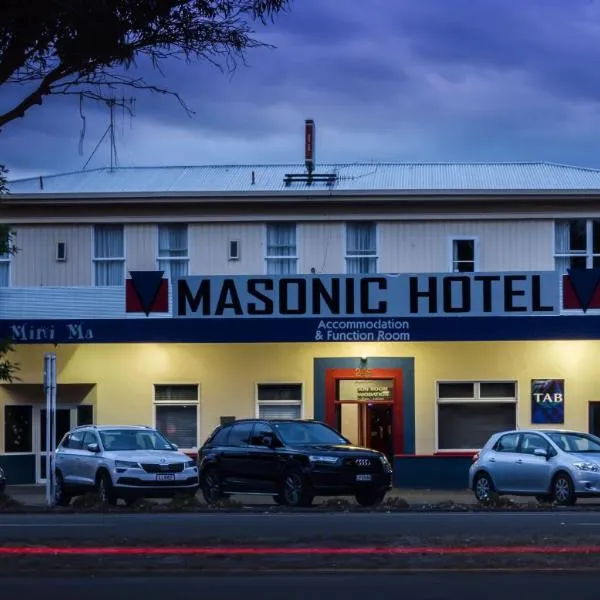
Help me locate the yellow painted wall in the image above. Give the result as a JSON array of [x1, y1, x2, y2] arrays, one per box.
[[0, 339, 597, 454]]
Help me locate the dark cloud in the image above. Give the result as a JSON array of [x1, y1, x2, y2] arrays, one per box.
[[2, 0, 600, 177]]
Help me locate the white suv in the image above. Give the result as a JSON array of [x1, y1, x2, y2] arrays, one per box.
[[54, 424, 199, 506]]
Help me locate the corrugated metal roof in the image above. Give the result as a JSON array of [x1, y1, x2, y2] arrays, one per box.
[[7, 162, 600, 195]]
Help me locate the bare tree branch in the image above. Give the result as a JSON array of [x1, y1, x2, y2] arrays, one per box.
[[0, 0, 292, 129]]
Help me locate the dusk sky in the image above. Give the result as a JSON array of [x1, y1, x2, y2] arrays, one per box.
[[2, 0, 600, 180]]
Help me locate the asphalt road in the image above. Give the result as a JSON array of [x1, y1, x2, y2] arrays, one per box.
[[2, 573, 599, 600], [2, 511, 600, 544]]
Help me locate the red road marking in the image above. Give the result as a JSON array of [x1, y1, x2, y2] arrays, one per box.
[[0, 546, 600, 556]]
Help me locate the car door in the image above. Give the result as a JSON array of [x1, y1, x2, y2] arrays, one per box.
[[56, 429, 86, 485], [515, 432, 555, 493], [247, 422, 280, 493], [79, 430, 102, 486], [485, 432, 522, 492], [219, 422, 255, 491]]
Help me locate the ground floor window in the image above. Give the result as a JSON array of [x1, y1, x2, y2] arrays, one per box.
[[4, 405, 33, 453], [154, 384, 199, 451], [436, 381, 517, 451], [256, 383, 302, 419]]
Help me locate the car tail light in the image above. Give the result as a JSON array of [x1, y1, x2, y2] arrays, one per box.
[[472, 453, 479, 463]]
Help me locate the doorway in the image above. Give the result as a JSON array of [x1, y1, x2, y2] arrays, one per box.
[[35, 404, 95, 483], [589, 402, 600, 437], [326, 368, 403, 462]]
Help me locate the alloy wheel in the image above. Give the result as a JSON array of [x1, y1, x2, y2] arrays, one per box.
[[284, 472, 303, 505], [203, 472, 221, 503], [475, 475, 491, 501], [554, 477, 570, 503]]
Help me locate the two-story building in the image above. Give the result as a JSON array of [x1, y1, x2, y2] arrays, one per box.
[[1, 161, 600, 489]]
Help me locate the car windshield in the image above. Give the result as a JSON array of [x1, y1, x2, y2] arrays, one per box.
[[272, 422, 348, 445], [99, 429, 175, 451], [546, 432, 600, 453]]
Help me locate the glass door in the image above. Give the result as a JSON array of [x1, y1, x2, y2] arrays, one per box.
[[36, 407, 76, 484]]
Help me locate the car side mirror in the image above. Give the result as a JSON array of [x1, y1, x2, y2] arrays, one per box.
[[87, 443, 100, 453], [533, 448, 548, 458], [171, 444, 178, 450]]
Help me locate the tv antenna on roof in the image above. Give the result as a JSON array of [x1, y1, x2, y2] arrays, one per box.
[[80, 95, 136, 171]]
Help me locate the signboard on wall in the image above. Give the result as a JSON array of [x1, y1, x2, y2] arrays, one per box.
[[531, 379, 565, 424], [173, 272, 559, 319], [338, 379, 394, 401]]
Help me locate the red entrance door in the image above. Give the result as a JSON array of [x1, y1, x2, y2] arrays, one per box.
[[324, 368, 403, 458]]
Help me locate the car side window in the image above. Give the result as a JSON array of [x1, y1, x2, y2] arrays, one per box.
[[493, 433, 520, 452], [227, 422, 254, 447], [519, 433, 550, 455], [67, 430, 85, 450], [82, 431, 99, 449], [210, 426, 231, 446], [250, 423, 275, 446]]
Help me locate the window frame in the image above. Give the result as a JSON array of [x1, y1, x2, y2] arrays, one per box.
[[344, 221, 379, 274], [152, 383, 200, 452], [156, 223, 190, 282], [554, 219, 600, 270], [264, 222, 299, 275], [448, 236, 479, 273], [92, 224, 126, 287], [0, 227, 14, 288], [255, 382, 304, 420], [435, 379, 518, 453]]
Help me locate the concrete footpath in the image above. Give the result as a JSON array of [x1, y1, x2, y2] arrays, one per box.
[[6, 484, 476, 507]]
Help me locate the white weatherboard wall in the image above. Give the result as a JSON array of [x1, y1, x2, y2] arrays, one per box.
[[377, 220, 554, 273], [189, 223, 264, 275], [126, 225, 158, 272], [11, 225, 93, 287], [299, 222, 344, 274]]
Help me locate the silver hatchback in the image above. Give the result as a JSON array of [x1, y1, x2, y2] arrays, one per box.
[[468, 429, 600, 505]]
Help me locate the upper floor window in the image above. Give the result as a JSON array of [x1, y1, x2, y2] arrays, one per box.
[[157, 224, 189, 282], [266, 223, 297, 275], [451, 238, 477, 272], [555, 219, 600, 273], [0, 228, 13, 288], [346, 222, 377, 274], [93, 225, 124, 286]]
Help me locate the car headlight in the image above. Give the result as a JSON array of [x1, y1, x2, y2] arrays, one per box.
[[574, 462, 600, 472], [0, 467, 4, 477], [309, 455, 339, 465], [184, 459, 196, 469], [115, 460, 140, 470]]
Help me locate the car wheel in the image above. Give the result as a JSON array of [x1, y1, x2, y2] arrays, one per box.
[[355, 490, 386, 507], [201, 468, 225, 504], [552, 473, 577, 506], [282, 469, 314, 507], [473, 472, 494, 503], [96, 471, 118, 506], [54, 471, 71, 507]]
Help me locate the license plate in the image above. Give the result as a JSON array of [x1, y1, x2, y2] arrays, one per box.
[[356, 474, 372, 482], [156, 474, 175, 481]]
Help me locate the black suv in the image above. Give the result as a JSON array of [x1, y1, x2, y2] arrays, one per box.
[[198, 419, 393, 507]]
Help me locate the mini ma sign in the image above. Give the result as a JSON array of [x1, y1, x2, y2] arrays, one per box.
[[174, 272, 559, 319]]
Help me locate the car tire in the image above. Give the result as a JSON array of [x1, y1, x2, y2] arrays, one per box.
[[54, 471, 71, 507], [552, 473, 577, 506], [96, 471, 118, 506], [355, 490, 386, 507], [281, 469, 314, 508], [473, 472, 495, 503], [201, 468, 225, 504]]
